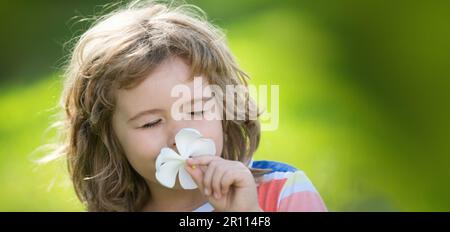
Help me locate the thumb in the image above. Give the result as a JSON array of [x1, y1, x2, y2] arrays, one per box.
[[185, 162, 205, 191]]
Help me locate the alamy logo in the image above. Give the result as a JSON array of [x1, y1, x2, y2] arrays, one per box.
[[170, 77, 279, 131]]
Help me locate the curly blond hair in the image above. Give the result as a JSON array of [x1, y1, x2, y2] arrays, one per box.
[[52, 0, 262, 211]]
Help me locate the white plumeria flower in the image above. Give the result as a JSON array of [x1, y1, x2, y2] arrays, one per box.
[[155, 128, 216, 189]]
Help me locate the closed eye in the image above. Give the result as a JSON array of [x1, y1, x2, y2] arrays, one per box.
[[140, 119, 162, 129]]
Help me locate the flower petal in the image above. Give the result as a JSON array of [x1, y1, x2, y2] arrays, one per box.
[[155, 161, 183, 188], [178, 166, 198, 189], [155, 147, 184, 172], [188, 138, 216, 157], [175, 128, 202, 157]]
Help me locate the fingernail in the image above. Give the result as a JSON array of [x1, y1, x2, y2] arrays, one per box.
[[204, 188, 210, 196], [215, 193, 221, 199]]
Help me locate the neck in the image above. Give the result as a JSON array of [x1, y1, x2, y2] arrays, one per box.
[[141, 180, 207, 212]]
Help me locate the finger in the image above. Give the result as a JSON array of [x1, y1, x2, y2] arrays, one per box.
[[202, 160, 219, 197], [185, 163, 205, 192], [221, 169, 234, 195], [187, 155, 219, 166], [185, 158, 208, 173], [221, 169, 242, 195], [212, 165, 227, 199]]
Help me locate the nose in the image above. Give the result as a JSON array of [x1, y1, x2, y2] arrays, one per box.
[[167, 127, 179, 151], [167, 118, 191, 152], [171, 142, 177, 150], [167, 132, 177, 150]]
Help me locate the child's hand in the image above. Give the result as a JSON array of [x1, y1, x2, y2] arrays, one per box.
[[185, 156, 262, 212]]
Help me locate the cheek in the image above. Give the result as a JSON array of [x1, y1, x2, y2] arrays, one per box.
[[116, 127, 165, 180], [195, 119, 223, 157]]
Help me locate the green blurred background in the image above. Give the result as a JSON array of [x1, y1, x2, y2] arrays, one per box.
[[1, 0, 449, 211]]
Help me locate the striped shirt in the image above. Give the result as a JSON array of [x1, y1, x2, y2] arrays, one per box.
[[193, 160, 327, 212]]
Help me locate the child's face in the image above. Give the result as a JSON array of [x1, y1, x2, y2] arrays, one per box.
[[112, 56, 223, 189]]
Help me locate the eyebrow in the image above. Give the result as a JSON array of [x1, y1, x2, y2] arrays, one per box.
[[127, 96, 214, 122]]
